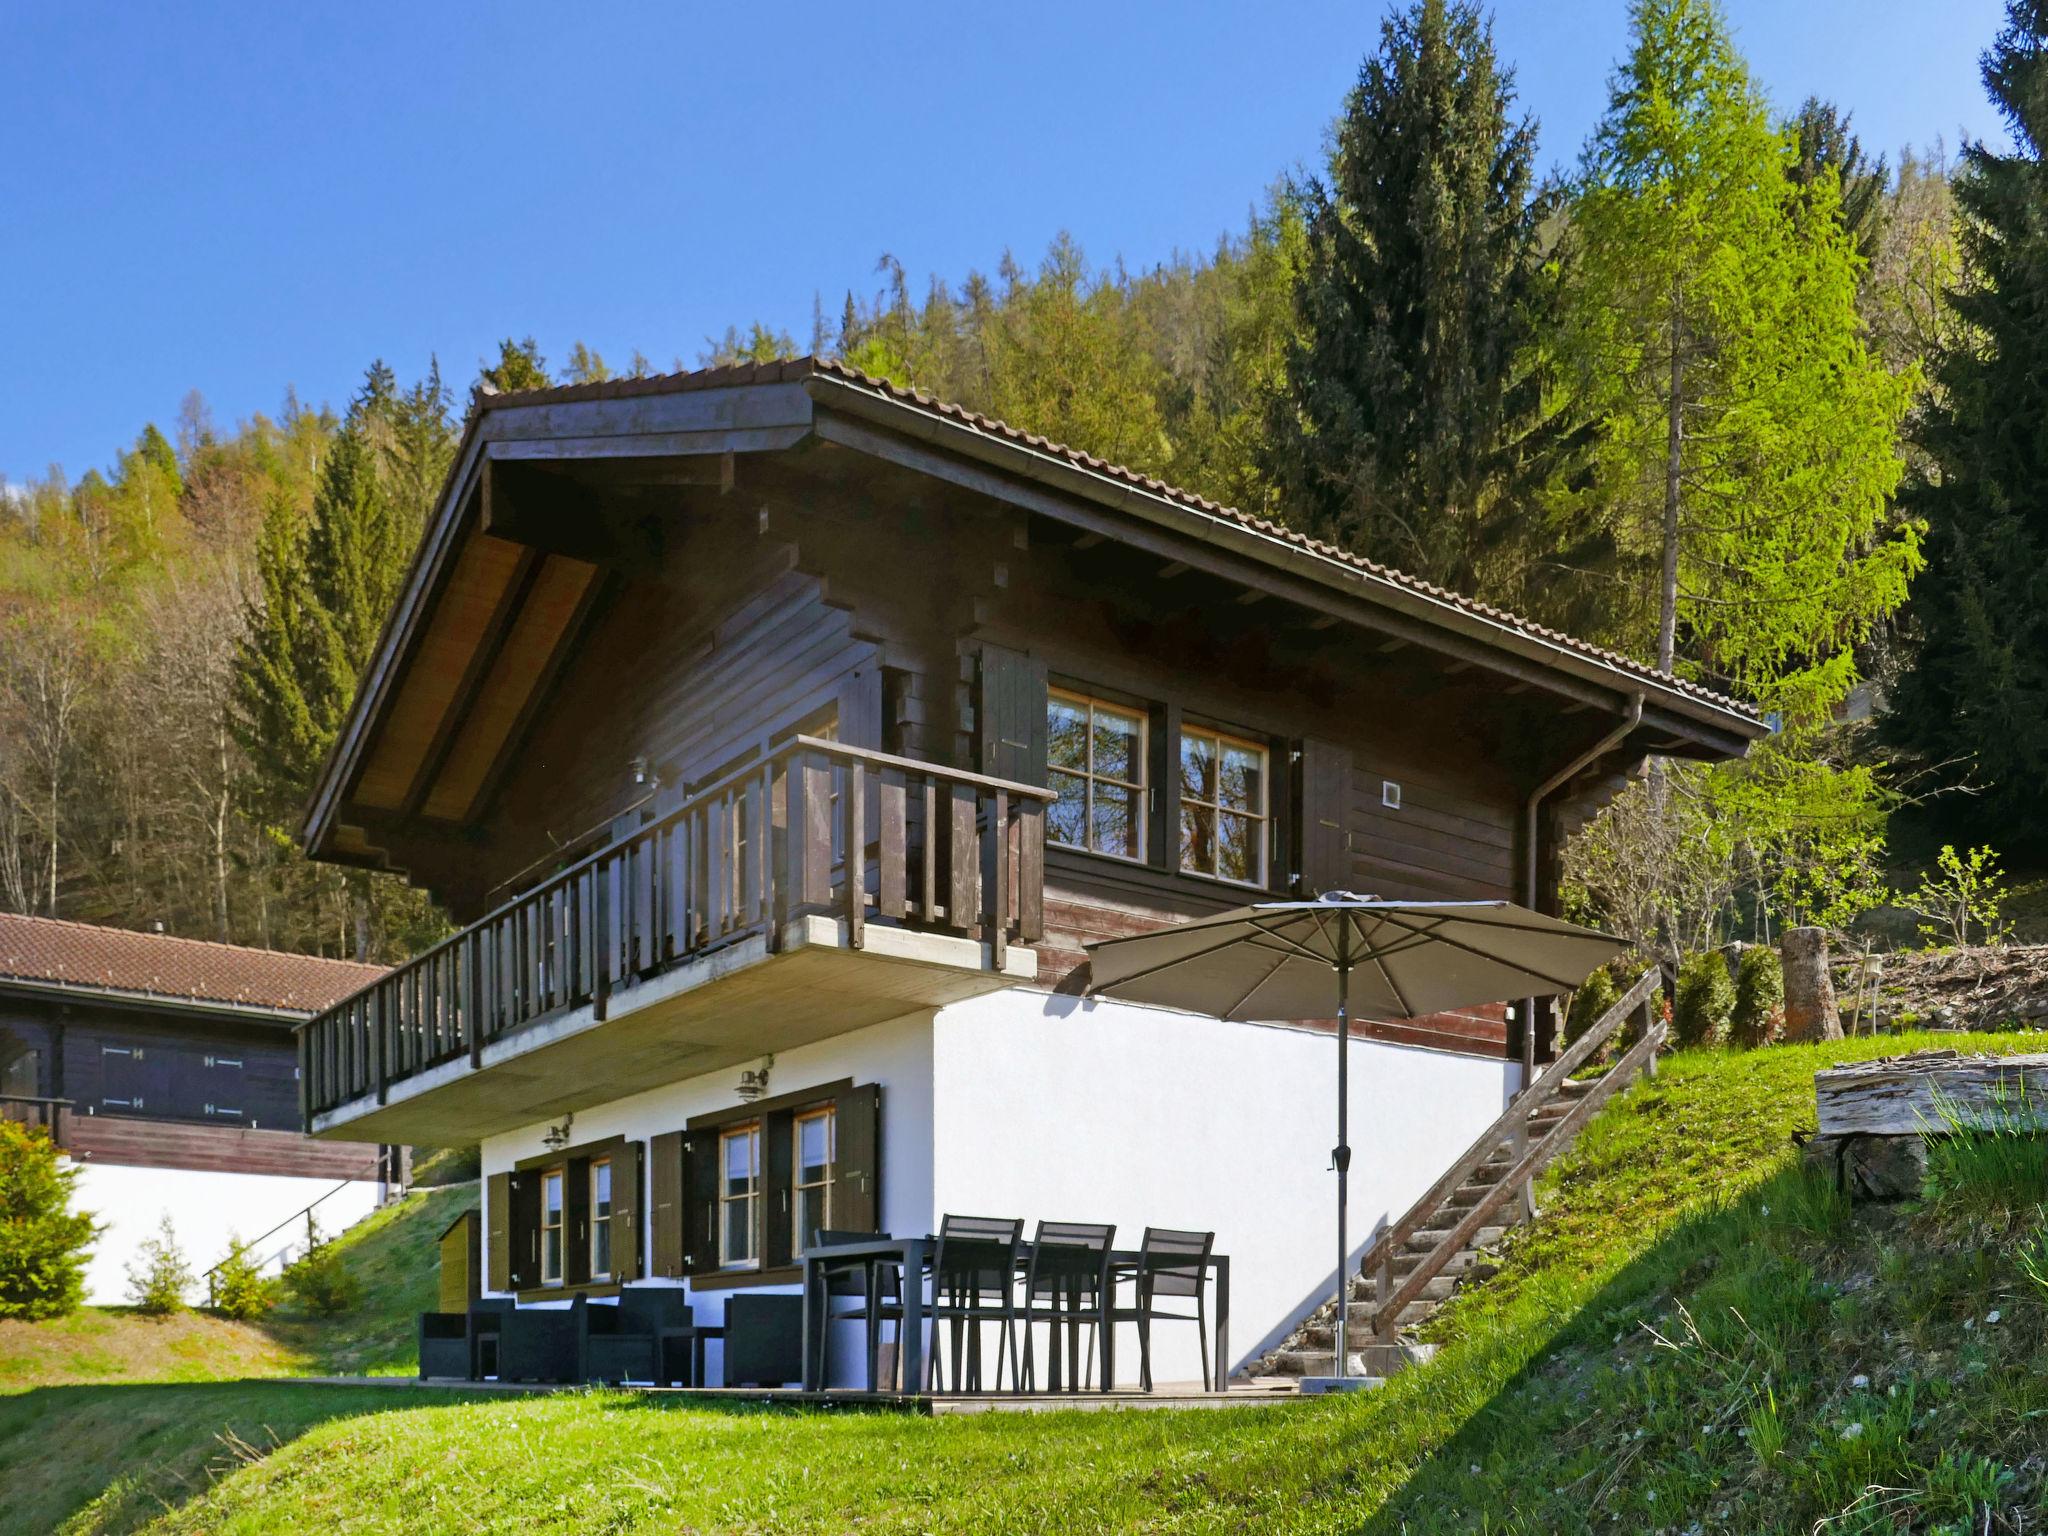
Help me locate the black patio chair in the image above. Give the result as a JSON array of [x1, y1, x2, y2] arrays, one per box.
[[579, 1287, 695, 1385], [927, 1214, 1024, 1393], [810, 1229, 904, 1390], [498, 1296, 584, 1383], [1109, 1228, 1216, 1391], [417, 1310, 471, 1380], [721, 1292, 804, 1387], [469, 1296, 516, 1379], [1019, 1220, 1116, 1393]]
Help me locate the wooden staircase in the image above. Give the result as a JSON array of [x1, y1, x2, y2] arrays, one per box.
[[1258, 968, 1665, 1380]]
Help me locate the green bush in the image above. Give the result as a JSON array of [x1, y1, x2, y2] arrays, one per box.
[[281, 1217, 362, 1317], [209, 1234, 278, 1320], [1730, 945, 1785, 1048], [1562, 965, 1620, 1048], [1673, 951, 1735, 1047], [0, 1119, 100, 1320], [126, 1214, 194, 1315]]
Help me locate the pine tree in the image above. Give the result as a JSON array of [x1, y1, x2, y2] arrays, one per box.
[[1555, 0, 1915, 714], [1787, 98, 1888, 263], [1887, 0, 2048, 855], [1264, 0, 1565, 602], [480, 337, 551, 393]]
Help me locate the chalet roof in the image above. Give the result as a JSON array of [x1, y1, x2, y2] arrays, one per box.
[[0, 913, 388, 1017], [468, 357, 1762, 727]]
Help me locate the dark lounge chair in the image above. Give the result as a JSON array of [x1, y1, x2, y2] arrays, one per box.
[[579, 1287, 696, 1386], [417, 1311, 471, 1380], [498, 1296, 584, 1383]]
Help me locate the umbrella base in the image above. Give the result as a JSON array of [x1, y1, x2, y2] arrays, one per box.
[[1297, 1375, 1384, 1395]]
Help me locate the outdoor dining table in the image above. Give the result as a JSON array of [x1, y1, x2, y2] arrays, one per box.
[[799, 1236, 1230, 1395]]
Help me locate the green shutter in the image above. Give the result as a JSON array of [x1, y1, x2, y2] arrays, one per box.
[[649, 1131, 685, 1278], [836, 1083, 881, 1233], [682, 1131, 720, 1276], [564, 1157, 593, 1285], [762, 1111, 795, 1271], [485, 1172, 512, 1293]]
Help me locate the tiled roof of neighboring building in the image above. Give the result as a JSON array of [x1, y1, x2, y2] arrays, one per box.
[[470, 356, 1759, 724], [0, 913, 388, 1015]]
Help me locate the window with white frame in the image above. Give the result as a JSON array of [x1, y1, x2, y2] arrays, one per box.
[[791, 1106, 835, 1255], [540, 1167, 565, 1283], [589, 1157, 613, 1280], [1179, 725, 1270, 885], [1047, 689, 1146, 861], [719, 1123, 761, 1269]]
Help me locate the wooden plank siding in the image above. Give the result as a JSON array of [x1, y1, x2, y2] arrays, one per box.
[[61, 1110, 382, 1179]]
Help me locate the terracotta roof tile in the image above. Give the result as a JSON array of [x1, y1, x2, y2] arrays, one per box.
[[0, 913, 388, 1015], [472, 357, 1757, 723]]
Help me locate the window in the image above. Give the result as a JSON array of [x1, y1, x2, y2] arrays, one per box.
[[540, 1167, 565, 1284], [792, 1106, 835, 1255], [719, 1123, 761, 1269], [1047, 689, 1147, 861], [1180, 725, 1270, 885], [589, 1158, 613, 1280]]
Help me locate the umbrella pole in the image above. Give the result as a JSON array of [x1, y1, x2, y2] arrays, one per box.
[[1334, 937, 1351, 1380]]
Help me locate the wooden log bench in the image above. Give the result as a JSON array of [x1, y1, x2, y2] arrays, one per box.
[[1804, 1050, 2048, 1199]]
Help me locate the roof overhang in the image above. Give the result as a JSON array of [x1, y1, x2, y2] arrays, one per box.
[[300, 365, 1764, 861], [0, 974, 309, 1026]]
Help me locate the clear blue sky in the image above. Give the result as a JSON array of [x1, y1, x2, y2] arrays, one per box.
[[0, 0, 2014, 485]]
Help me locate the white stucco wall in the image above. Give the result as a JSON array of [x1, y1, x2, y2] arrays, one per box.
[[931, 989, 1517, 1383], [474, 985, 1513, 1389], [70, 1161, 382, 1305]]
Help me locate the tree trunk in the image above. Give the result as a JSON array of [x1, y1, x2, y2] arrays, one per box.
[[1658, 289, 1684, 676], [1781, 926, 1841, 1043]]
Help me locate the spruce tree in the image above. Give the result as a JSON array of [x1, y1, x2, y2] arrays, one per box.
[[1265, 0, 1564, 603], [1887, 0, 2048, 855], [480, 337, 551, 393]]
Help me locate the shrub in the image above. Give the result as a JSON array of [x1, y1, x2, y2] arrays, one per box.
[[209, 1234, 278, 1320], [1730, 946, 1785, 1048], [0, 1119, 99, 1320], [1562, 965, 1620, 1049], [1673, 951, 1735, 1047], [126, 1214, 194, 1315], [1900, 843, 2010, 949], [281, 1216, 362, 1316]]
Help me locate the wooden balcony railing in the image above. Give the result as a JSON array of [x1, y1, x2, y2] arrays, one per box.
[[300, 737, 1053, 1122], [0, 1094, 72, 1146]]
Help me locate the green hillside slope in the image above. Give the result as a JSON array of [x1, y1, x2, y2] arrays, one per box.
[[7, 1040, 2043, 1535]]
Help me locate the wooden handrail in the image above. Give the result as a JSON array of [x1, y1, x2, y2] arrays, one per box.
[[1369, 1017, 1667, 1337], [300, 737, 1049, 1120], [1357, 966, 1659, 1278]]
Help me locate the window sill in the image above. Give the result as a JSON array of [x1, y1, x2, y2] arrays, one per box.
[[687, 1265, 802, 1292], [515, 1280, 624, 1303], [1045, 845, 1289, 907]]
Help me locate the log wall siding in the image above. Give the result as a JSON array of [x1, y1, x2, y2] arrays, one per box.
[[60, 1112, 381, 1179]]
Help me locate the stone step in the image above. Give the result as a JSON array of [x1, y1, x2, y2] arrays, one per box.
[[1405, 1223, 1507, 1254], [1266, 1349, 1376, 1379]]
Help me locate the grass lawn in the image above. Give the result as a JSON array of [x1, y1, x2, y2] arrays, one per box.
[[6, 1034, 2045, 1533]]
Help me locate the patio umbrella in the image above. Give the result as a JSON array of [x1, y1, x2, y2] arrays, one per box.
[[1084, 892, 1623, 1383]]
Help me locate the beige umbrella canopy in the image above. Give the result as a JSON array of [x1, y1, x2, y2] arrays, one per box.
[[1085, 892, 1622, 1383]]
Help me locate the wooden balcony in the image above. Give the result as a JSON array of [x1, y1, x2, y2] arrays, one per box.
[[299, 739, 1051, 1144]]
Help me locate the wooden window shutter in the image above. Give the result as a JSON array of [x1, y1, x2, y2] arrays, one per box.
[[1298, 738, 1353, 897], [681, 1131, 720, 1276], [762, 1110, 795, 1271], [504, 1171, 542, 1291], [835, 1083, 882, 1233], [612, 1140, 644, 1283], [486, 1172, 513, 1293], [649, 1131, 686, 1278], [564, 1157, 593, 1286], [977, 644, 1048, 786]]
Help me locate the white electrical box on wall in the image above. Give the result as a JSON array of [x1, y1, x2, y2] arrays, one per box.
[[1382, 780, 1401, 810]]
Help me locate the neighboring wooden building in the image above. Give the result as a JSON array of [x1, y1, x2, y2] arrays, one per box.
[[293, 359, 1763, 1379], [0, 914, 392, 1301]]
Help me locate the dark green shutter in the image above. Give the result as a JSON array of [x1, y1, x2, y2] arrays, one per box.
[[649, 1131, 685, 1278], [486, 1171, 512, 1292], [763, 1111, 795, 1271], [977, 644, 1048, 785], [504, 1171, 541, 1290], [681, 1130, 720, 1276], [565, 1157, 593, 1285], [836, 1083, 881, 1233], [1299, 738, 1352, 896]]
